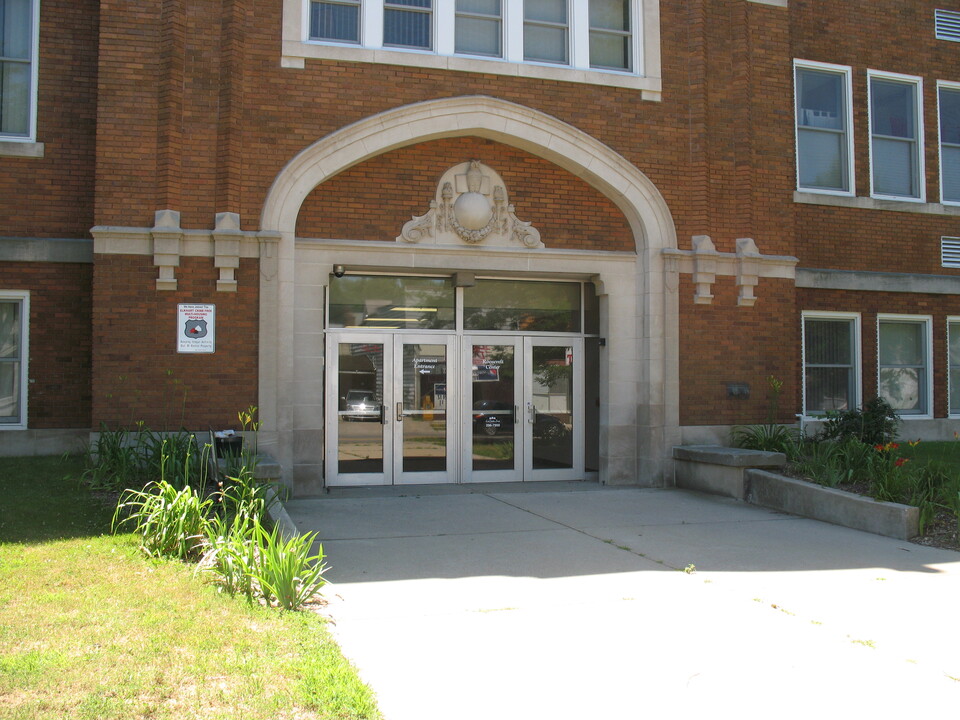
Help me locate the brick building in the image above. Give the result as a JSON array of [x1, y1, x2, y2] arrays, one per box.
[[1, 0, 959, 494]]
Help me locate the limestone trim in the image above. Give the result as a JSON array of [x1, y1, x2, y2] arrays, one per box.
[[257, 95, 681, 491], [0, 141, 44, 158], [794, 191, 960, 217], [663, 236, 798, 307], [796, 267, 960, 295], [0, 237, 92, 263]]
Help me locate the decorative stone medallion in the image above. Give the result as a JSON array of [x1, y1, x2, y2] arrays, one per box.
[[397, 160, 543, 248]]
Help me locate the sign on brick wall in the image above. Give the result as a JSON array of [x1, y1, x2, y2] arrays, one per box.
[[177, 304, 215, 354]]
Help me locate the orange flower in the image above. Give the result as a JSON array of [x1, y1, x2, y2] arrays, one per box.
[[895, 457, 909, 467], [908, 439, 920, 447]]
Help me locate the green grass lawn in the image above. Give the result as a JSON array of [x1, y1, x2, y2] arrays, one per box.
[[900, 440, 960, 473], [0, 456, 380, 720]]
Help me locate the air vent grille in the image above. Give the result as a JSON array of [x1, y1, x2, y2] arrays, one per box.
[[936, 9, 960, 42], [942, 237, 960, 267]]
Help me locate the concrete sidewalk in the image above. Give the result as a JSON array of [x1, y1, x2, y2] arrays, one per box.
[[285, 485, 960, 719]]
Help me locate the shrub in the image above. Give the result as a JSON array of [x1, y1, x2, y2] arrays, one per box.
[[253, 524, 327, 611], [113, 480, 213, 562], [731, 424, 800, 459], [817, 397, 900, 445]]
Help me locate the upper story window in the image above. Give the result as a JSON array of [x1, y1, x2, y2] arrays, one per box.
[[523, 0, 568, 65], [794, 61, 854, 195], [938, 81, 960, 205], [455, 0, 502, 58], [868, 71, 925, 202], [291, 0, 662, 96], [0, 0, 38, 141]]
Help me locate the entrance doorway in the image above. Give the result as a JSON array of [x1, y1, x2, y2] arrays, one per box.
[[325, 333, 583, 486]]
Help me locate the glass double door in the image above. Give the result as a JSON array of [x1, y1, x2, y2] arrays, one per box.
[[325, 333, 583, 486]]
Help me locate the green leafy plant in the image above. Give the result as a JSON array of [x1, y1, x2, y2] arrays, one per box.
[[113, 480, 212, 561], [818, 396, 900, 445], [253, 524, 327, 611], [731, 423, 800, 459]]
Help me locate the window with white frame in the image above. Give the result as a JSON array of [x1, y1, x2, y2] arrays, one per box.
[[0, 0, 38, 140], [0, 291, 27, 428], [878, 315, 932, 416], [456, 0, 502, 58], [949, 318, 960, 415], [939, 82, 960, 205], [794, 61, 854, 194], [802, 313, 860, 415], [298, 0, 654, 90], [869, 71, 925, 201]]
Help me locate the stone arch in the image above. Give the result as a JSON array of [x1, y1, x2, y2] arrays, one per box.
[[260, 95, 676, 254], [256, 96, 680, 491]]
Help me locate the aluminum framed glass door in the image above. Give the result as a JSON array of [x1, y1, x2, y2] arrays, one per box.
[[393, 336, 456, 484], [461, 336, 583, 483], [325, 333, 455, 486], [525, 336, 583, 482]]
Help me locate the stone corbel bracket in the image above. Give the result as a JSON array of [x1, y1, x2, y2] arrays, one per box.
[[663, 236, 798, 306], [213, 212, 243, 292], [151, 209, 183, 291]]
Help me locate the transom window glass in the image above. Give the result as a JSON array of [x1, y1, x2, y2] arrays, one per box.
[[869, 74, 923, 200], [803, 315, 858, 415], [310, 0, 361, 44], [463, 280, 581, 332], [455, 0, 502, 57], [589, 0, 631, 71], [795, 63, 852, 193], [0, 295, 26, 426], [939, 84, 960, 204], [878, 317, 930, 415], [328, 276, 455, 330], [0, 0, 34, 138], [384, 0, 432, 50], [523, 0, 568, 65]]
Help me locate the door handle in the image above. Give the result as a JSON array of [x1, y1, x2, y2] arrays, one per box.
[[379, 404, 387, 425], [396, 402, 403, 422]]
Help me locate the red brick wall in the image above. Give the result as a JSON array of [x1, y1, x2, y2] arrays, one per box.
[[679, 277, 799, 426], [296, 137, 635, 252], [0, 263, 92, 428], [91, 255, 259, 430], [0, 0, 99, 239]]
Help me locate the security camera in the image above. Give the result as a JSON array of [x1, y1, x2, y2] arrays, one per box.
[[333, 265, 346, 278]]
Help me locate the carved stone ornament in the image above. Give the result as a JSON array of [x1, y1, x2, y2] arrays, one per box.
[[398, 160, 543, 248]]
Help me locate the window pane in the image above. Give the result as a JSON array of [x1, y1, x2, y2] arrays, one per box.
[[0, 361, 19, 421], [797, 129, 846, 190], [524, 24, 567, 63], [0, 301, 20, 359], [525, 0, 567, 24], [879, 321, 924, 366], [806, 367, 852, 413], [880, 367, 922, 412], [0, 60, 29, 135], [464, 280, 580, 332], [872, 137, 917, 197], [797, 69, 844, 131], [951, 370, 960, 414], [384, 1, 432, 50], [872, 80, 916, 139], [951, 323, 960, 365], [590, 0, 629, 31], [941, 87, 960, 145], [310, 1, 360, 43], [589, 31, 630, 70], [458, 0, 500, 14], [0, 0, 32, 59], [805, 319, 851, 365], [328, 275, 455, 330], [943, 146, 960, 203], [455, 16, 501, 56]]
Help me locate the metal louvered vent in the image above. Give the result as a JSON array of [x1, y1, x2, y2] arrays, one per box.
[[942, 237, 960, 267], [936, 9, 960, 41]]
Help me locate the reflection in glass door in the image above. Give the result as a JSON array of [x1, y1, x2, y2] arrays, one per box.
[[463, 339, 519, 482], [394, 338, 455, 484], [526, 338, 582, 481], [329, 338, 388, 485]]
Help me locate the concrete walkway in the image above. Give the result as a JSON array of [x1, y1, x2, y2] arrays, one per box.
[[284, 484, 960, 719]]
